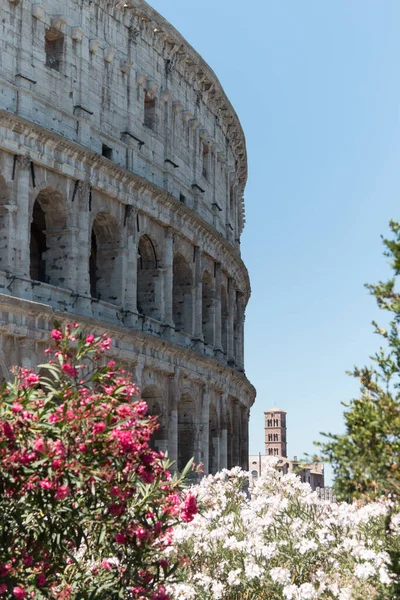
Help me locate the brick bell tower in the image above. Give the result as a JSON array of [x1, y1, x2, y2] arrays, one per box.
[[264, 409, 287, 458]]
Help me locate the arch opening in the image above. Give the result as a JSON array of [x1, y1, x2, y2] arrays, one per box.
[[173, 254, 193, 335], [90, 212, 121, 305], [221, 284, 228, 353], [178, 393, 195, 472], [137, 235, 161, 320], [202, 270, 213, 345], [30, 189, 67, 286], [209, 403, 219, 475], [142, 385, 167, 452]]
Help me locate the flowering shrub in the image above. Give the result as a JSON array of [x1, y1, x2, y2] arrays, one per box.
[[0, 323, 197, 599], [164, 462, 400, 599]]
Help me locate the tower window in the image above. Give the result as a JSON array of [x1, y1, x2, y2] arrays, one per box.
[[144, 93, 156, 130], [273, 434, 279, 441], [268, 434, 273, 441], [45, 29, 64, 72], [267, 419, 272, 427], [273, 419, 279, 427], [274, 448, 279, 456], [268, 448, 273, 456]]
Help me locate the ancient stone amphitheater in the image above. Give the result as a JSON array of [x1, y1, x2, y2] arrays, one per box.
[[0, 0, 255, 473]]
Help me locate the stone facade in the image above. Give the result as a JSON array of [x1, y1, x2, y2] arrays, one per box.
[[0, 0, 255, 473]]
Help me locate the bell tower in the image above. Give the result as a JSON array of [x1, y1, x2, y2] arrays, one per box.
[[264, 409, 287, 458]]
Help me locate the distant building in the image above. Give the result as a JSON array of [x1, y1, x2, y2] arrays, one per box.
[[264, 408, 287, 457], [249, 407, 325, 492]]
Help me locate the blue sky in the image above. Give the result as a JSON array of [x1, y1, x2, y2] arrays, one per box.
[[149, 0, 400, 480]]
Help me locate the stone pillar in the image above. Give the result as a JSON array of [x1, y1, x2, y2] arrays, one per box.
[[193, 246, 203, 345], [162, 227, 174, 327], [121, 207, 138, 327], [241, 407, 250, 470], [214, 263, 222, 354], [227, 278, 236, 365], [219, 392, 228, 469], [72, 181, 91, 315], [135, 355, 145, 389], [199, 381, 210, 474], [168, 370, 179, 471], [13, 156, 32, 299], [237, 293, 245, 371]]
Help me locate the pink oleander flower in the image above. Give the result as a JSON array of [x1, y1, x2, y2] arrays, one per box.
[[2, 421, 14, 439], [22, 556, 33, 567], [50, 329, 63, 341], [33, 438, 46, 453], [39, 479, 52, 490], [181, 492, 198, 523], [101, 561, 112, 570], [11, 402, 23, 413], [86, 334, 95, 344], [62, 363, 78, 378], [115, 532, 127, 544], [92, 422, 106, 435], [54, 485, 71, 500], [12, 587, 26, 600], [25, 373, 40, 387], [0, 584, 7, 595]]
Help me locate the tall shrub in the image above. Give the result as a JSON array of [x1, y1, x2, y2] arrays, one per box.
[[0, 323, 196, 599]]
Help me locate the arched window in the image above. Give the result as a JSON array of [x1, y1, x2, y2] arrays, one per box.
[[173, 254, 193, 335], [178, 393, 195, 472], [137, 235, 160, 320], [142, 385, 166, 452], [202, 270, 213, 345], [209, 403, 219, 475], [30, 189, 67, 286], [90, 212, 121, 304], [221, 284, 228, 353]]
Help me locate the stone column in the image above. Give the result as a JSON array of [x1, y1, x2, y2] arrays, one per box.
[[193, 246, 203, 345], [122, 207, 138, 327], [73, 181, 91, 315], [241, 406, 250, 470], [168, 370, 179, 471], [227, 278, 236, 365], [219, 392, 228, 469], [199, 381, 210, 474], [214, 263, 223, 355], [162, 227, 174, 327], [135, 355, 145, 389], [13, 156, 32, 299], [237, 293, 245, 371]]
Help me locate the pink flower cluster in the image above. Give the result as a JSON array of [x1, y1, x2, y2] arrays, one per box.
[[0, 323, 193, 599]]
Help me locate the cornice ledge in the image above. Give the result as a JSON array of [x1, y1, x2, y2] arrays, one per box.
[[0, 109, 251, 303], [0, 293, 256, 406]]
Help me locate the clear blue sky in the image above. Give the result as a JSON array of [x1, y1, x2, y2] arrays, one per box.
[[150, 0, 400, 479]]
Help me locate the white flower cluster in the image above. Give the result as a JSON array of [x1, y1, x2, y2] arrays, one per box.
[[164, 462, 399, 599]]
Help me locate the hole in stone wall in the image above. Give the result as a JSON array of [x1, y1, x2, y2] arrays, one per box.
[[102, 144, 113, 160], [30, 201, 47, 283], [144, 93, 156, 130], [45, 29, 64, 72], [137, 235, 160, 320]]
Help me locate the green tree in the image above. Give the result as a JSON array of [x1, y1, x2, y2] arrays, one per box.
[[318, 220, 400, 503]]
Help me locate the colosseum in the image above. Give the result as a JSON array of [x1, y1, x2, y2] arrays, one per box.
[[0, 0, 256, 473]]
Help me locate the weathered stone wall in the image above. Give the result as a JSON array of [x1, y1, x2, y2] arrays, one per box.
[[0, 0, 255, 473]]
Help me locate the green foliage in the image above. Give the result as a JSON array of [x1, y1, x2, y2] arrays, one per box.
[[318, 219, 400, 502]]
